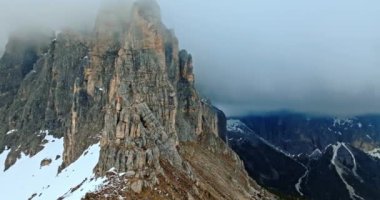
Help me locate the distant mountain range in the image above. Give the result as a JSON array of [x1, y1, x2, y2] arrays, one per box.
[[227, 113, 380, 200]]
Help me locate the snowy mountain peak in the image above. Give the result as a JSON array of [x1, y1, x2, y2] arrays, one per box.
[[227, 119, 246, 134]]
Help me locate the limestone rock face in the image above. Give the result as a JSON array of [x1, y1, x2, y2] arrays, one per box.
[[0, 0, 276, 199]]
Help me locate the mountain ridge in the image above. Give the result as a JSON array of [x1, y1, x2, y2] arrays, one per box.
[[227, 114, 380, 200]]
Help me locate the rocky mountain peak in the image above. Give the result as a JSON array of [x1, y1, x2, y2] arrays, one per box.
[[0, 0, 275, 199], [133, 0, 162, 21]]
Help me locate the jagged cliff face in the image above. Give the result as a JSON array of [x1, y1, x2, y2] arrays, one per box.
[[0, 0, 275, 199]]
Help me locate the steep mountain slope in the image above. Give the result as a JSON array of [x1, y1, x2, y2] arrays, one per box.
[[0, 0, 275, 199], [0, 134, 103, 199], [226, 120, 305, 198], [227, 114, 380, 200], [303, 143, 380, 200]]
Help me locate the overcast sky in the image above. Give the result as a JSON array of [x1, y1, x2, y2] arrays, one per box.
[[1, 0, 380, 116]]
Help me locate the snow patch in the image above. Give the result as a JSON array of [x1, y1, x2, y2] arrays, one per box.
[[342, 143, 363, 182], [60, 176, 105, 200], [295, 163, 309, 196], [331, 143, 364, 200], [368, 148, 380, 159], [227, 120, 246, 134], [0, 134, 103, 200], [333, 118, 354, 127], [108, 167, 117, 173], [6, 129, 17, 135], [39, 130, 49, 135]]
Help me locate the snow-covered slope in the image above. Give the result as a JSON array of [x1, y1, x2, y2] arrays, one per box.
[[331, 143, 364, 200], [368, 148, 380, 159], [0, 133, 104, 200], [227, 119, 248, 134]]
